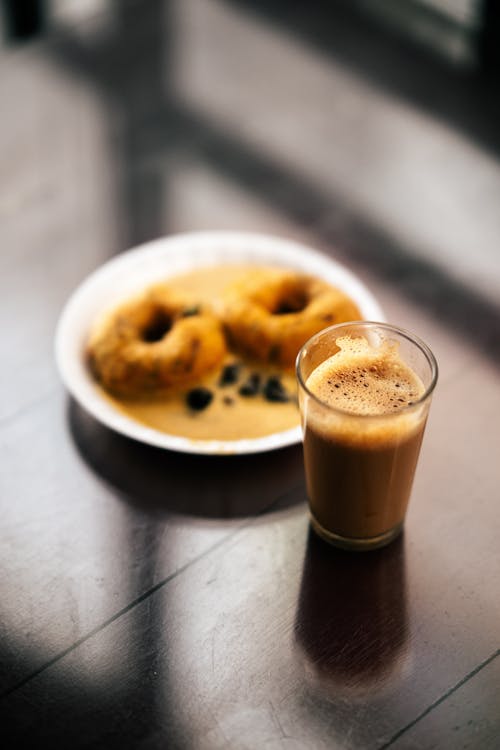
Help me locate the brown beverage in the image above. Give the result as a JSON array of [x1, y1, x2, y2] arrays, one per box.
[[297, 326, 437, 550]]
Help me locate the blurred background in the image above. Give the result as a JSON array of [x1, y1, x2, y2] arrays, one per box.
[[1, 0, 499, 348], [1, 5, 500, 744]]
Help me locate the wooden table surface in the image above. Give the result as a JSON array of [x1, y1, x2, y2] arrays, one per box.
[[1, 2, 500, 748]]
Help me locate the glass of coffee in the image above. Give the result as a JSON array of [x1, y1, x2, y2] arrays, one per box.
[[296, 321, 438, 551]]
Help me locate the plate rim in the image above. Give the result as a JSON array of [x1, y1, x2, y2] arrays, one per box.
[[55, 230, 385, 455]]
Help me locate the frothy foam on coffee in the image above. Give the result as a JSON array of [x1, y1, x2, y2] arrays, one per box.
[[306, 336, 424, 416]]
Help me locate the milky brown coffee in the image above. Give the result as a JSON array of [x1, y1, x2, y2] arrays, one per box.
[[303, 336, 427, 545]]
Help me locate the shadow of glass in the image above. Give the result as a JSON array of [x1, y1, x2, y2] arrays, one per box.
[[294, 528, 409, 696], [68, 399, 306, 520]]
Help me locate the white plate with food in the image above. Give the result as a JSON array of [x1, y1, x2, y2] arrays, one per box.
[[55, 231, 384, 454]]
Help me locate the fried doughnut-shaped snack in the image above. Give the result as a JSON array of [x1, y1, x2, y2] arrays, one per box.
[[221, 269, 361, 367], [87, 284, 227, 397]]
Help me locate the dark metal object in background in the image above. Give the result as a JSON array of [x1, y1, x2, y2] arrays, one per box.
[[2, 0, 45, 40], [481, 0, 500, 72]]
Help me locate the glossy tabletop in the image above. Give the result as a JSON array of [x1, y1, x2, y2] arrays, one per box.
[[1, 2, 500, 749]]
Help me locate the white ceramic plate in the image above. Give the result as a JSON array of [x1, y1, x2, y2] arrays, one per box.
[[55, 231, 384, 454]]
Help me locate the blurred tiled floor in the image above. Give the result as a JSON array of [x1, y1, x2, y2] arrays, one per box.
[[2, 0, 500, 300]]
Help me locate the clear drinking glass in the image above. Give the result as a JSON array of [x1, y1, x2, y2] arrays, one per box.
[[296, 321, 438, 550]]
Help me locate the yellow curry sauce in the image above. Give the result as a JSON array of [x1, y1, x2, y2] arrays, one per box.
[[100, 265, 300, 441]]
